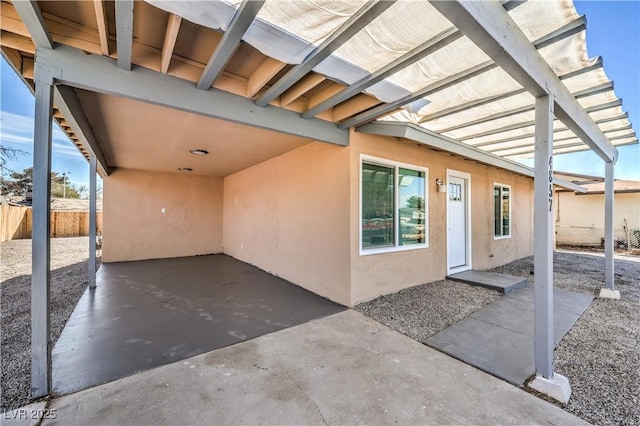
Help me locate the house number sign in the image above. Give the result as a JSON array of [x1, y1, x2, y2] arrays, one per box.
[[548, 156, 553, 212]]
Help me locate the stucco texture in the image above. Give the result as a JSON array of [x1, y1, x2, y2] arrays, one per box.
[[222, 142, 352, 306], [348, 131, 534, 304], [102, 169, 223, 262], [102, 133, 536, 307]]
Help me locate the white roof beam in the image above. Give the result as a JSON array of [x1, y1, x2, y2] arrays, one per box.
[[36, 45, 348, 146], [427, 80, 613, 126], [501, 0, 528, 12], [439, 59, 605, 134], [436, 91, 620, 140], [485, 125, 633, 153], [533, 15, 585, 50], [301, 27, 463, 118], [461, 111, 626, 143], [429, 0, 616, 162], [115, 0, 134, 70], [498, 132, 635, 157], [255, 0, 396, 107], [344, 13, 587, 129], [12, 1, 53, 49], [339, 61, 497, 129], [518, 139, 638, 159], [197, 0, 265, 90], [420, 89, 527, 123]]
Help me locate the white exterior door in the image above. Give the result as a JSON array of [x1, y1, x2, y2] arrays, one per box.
[[447, 173, 470, 272]]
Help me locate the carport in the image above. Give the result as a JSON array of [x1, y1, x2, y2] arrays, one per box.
[[2, 0, 634, 405], [52, 254, 344, 394]]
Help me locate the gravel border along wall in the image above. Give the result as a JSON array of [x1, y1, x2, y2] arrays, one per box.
[[1, 237, 94, 412], [358, 252, 639, 426]]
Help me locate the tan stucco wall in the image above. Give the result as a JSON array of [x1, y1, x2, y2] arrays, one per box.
[[556, 191, 640, 245], [223, 142, 352, 306], [103, 169, 223, 262], [348, 131, 534, 304]]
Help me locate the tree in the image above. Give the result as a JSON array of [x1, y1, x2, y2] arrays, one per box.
[[0, 166, 82, 198], [0, 167, 33, 195], [0, 145, 27, 176], [405, 195, 425, 210]]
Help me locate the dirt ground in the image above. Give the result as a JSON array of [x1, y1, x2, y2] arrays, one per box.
[[0, 237, 97, 412]]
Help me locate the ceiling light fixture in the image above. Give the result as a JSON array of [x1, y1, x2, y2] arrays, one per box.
[[189, 148, 209, 155], [178, 167, 193, 172]]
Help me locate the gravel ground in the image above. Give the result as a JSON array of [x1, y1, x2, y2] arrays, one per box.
[[356, 280, 500, 343], [357, 251, 639, 425], [0, 237, 97, 413]]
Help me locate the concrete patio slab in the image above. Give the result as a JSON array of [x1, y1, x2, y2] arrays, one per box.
[[447, 270, 527, 293], [426, 284, 593, 385], [41, 310, 587, 426], [52, 254, 345, 396]]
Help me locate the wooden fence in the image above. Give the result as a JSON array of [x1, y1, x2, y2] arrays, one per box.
[[0, 205, 103, 242]]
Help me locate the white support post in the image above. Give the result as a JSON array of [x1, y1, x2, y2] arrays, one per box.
[[88, 155, 97, 289], [600, 161, 620, 299], [529, 93, 572, 403], [31, 73, 54, 399]]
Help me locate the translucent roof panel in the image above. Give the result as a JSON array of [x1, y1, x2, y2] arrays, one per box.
[[146, 0, 636, 158]]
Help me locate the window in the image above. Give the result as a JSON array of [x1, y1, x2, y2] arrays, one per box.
[[494, 184, 511, 238], [361, 157, 427, 253]]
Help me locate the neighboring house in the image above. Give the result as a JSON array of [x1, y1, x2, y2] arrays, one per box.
[[554, 172, 640, 250]]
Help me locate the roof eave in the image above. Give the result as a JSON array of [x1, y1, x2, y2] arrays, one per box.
[[356, 121, 587, 193]]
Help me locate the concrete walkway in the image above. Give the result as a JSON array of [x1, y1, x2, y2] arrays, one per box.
[[35, 311, 585, 425], [426, 284, 593, 385]]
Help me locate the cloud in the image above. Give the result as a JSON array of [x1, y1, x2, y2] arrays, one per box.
[[1, 111, 84, 159]]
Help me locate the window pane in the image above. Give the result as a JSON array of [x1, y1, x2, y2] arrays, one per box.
[[502, 187, 510, 236], [362, 163, 394, 248], [494, 186, 501, 236], [399, 168, 425, 245]]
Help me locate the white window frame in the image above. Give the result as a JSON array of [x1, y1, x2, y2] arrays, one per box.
[[493, 182, 512, 240], [360, 154, 429, 256]]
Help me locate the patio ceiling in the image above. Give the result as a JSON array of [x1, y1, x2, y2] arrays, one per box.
[[0, 0, 635, 175], [76, 89, 311, 176]]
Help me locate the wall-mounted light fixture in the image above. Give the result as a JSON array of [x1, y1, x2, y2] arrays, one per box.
[[435, 178, 447, 193]]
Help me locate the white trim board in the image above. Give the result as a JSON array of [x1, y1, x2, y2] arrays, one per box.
[[356, 121, 587, 193], [446, 169, 472, 274]]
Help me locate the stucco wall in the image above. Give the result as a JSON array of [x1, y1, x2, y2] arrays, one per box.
[[556, 191, 640, 245], [349, 131, 534, 304], [223, 142, 351, 306], [103, 169, 223, 262]]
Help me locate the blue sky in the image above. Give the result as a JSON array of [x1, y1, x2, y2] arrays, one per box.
[[1, 1, 639, 186], [519, 0, 640, 180]]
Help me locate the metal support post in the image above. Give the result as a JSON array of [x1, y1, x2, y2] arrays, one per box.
[[604, 161, 615, 289], [529, 92, 572, 403], [31, 73, 54, 398], [533, 93, 555, 380], [89, 155, 97, 288], [599, 161, 620, 299]]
